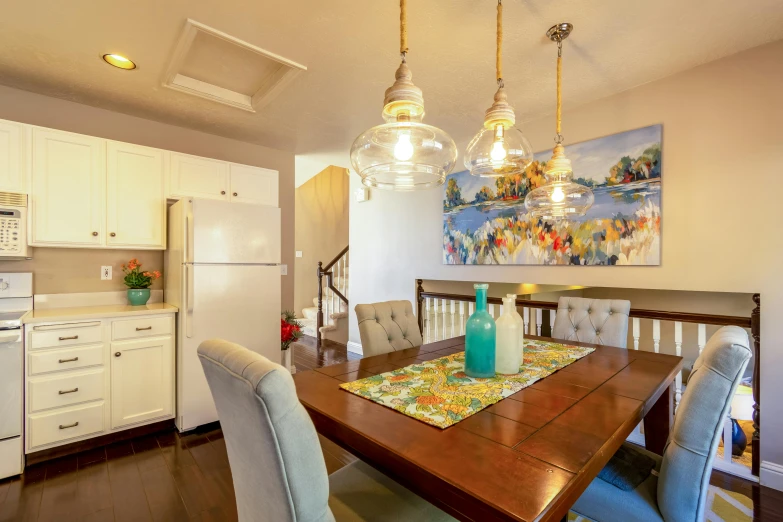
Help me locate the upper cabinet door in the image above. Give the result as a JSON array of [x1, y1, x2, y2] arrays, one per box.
[[106, 141, 167, 250], [169, 153, 229, 201], [229, 164, 278, 206], [31, 128, 105, 247], [0, 120, 28, 194]]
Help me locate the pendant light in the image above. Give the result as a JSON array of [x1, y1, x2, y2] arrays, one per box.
[[464, 0, 533, 177], [524, 23, 594, 219], [350, 0, 458, 191]]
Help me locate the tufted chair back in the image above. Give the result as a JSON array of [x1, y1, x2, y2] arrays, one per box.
[[551, 297, 631, 348], [355, 300, 423, 356]]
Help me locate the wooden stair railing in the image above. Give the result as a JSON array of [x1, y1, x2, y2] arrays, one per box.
[[316, 245, 349, 347], [416, 280, 761, 478]]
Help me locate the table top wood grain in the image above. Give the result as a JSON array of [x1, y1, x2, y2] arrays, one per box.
[[293, 335, 683, 522]]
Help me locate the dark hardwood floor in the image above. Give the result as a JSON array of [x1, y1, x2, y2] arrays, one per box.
[[0, 336, 778, 521]]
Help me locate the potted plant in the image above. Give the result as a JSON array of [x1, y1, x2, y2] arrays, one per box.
[[281, 311, 303, 374], [121, 258, 162, 306]]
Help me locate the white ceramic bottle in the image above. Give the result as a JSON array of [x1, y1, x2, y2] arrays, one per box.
[[507, 294, 525, 359], [495, 296, 521, 374]]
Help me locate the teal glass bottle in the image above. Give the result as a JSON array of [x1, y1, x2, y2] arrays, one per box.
[[464, 284, 496, 378]]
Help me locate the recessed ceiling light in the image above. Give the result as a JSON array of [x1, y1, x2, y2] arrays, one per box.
[[102, 54, 137, 70]]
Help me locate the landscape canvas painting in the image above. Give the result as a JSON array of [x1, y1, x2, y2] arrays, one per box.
[[443, 125, 662, 265]]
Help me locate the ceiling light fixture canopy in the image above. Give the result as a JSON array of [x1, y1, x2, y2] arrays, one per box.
[[350, 0, 457, 191], [102, 53, 137, 70], [524, 23, 594, 220], [464, 0, 533, 178]]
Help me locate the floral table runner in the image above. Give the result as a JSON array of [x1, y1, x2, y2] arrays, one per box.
[[339, 339, 595, 428]]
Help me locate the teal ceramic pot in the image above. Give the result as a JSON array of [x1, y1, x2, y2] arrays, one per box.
[[127, 288, 151, 306], [464, 283, 496, 378]]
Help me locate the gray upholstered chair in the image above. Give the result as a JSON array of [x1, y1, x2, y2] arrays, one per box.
[[355, 300, 423, 356], [197, 339, 454, 522], [552, 297, 631, 348], [570, 325, 752, 522]]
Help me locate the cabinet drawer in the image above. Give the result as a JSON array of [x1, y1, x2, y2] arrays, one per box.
[[28, 369, 104, 413], [29, 344, 104, 375], [28, 402, 105, 449], [29, 323, 102, 350], [112, 316, 171, 341]]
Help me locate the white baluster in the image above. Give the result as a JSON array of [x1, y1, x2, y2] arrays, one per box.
[[441, 298, 448, 340], [459, 301, 466, 335], [549, 309, 556, 333], [723, 406, 733, 463], [698, 324, 707, 354], [632, 317, 641, 350], [488, 303, 495, 320], [466, 301, 473, 333], [674, 321, 683, 411], [425, 297, 432, 343], [433, 299, 440, 341], [523, 307, 530, 334], [449, 300, 456, 339], [536, 309, 543, 336], [652, 320, 661, 353], [324, 289, 330, 327]]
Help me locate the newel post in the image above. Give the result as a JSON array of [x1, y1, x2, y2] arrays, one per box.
[[416, 279, 424, 334], [316, 262, 324, 347], [751, 293, 760, 476]]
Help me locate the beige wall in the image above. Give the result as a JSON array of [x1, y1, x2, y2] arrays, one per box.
[[294, 166, 349, 315], [0, 248, 164, 294], [0, 84, 295, 309], [349, 40, 783, 472]]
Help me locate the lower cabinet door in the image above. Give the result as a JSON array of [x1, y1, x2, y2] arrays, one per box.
[[110, 336, 173, 429]]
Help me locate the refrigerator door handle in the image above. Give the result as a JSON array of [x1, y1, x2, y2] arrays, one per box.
[[185, 203, 195, 264], [185, 265, 194, 338]]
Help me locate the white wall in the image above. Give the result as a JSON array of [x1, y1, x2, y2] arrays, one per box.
[[349, 40, 783, 479]]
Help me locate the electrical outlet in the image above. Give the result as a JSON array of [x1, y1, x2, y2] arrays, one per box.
[[101, 266, 112, 280], [280, 264, 288, 276], [295, 250, 303, 258]]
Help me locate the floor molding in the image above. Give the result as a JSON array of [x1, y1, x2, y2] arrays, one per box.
[[760, 460, 783, 492], [347, 341, 363, 355]]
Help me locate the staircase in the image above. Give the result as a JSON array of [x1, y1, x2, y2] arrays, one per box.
[[300, 247, 349, 346]]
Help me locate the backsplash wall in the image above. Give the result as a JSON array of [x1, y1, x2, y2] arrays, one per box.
[[0, 248, 164, 294]]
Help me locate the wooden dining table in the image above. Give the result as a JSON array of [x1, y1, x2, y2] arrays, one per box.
[[293, 335, 683, 522]]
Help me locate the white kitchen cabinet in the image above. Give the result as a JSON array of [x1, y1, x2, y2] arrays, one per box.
[[110, 336, 174, 429], [0, 119, 28, 194], [229, 163, 278, 206], [106, 141, 167, 249], [169, 152, 229, 201], [30, 128, 105, 247]]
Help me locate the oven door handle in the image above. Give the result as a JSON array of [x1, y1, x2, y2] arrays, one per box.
[[0, 333, 20, 344]]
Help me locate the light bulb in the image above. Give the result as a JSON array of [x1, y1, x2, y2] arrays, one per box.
[[551, 185, 565, 203], [490, 140, 507, 162], [393, 133, 414, 161]]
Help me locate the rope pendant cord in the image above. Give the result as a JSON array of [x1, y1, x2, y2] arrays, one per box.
[[496, 0, 503, 84], [555, 41, 563, 141], [400, 0, 408, 57]]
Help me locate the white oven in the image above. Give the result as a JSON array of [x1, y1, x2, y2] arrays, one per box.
[[0, 192, 30, 260]]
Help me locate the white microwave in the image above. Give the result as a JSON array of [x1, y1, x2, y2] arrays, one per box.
[[0, 193, 30, 260]]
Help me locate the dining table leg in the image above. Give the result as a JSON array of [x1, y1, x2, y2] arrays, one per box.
[[643, 382, 675, 455]]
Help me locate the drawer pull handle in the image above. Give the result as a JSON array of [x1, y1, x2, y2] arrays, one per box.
[[58, 357, 79, 363], [115, 352, 122, 357], [135, 326, 152, 331], [59, 387, 79, 395], [58, 335, 79, 341], [59, 422, 79, 430], [233, 192, 238, 197]]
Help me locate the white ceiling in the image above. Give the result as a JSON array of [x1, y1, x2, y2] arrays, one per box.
[[1, 0, 782, 165]]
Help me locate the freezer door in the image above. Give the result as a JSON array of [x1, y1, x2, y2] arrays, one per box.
[[178, 264, 281, 431], [190, 199, 281, 264], [0, 330, 22, 440]]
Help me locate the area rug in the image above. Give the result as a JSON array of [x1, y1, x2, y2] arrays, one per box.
[[339, 339, 594, 428], [567, 485, 753, 521]]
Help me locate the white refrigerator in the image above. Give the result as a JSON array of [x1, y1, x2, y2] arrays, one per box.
[[165, 198, 281, 432]]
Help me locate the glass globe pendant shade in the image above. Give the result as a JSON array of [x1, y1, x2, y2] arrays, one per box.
[[524, 144, 594, 220], [465, 121, 533, 178], [350, 61, 457, 191]]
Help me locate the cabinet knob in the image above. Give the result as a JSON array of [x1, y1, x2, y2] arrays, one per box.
[[233, 192, 238, 197], [110, 232, 116, 237], [92, 231, 98, 237], [221, 191, 226, 195], [114, 352, 122, 357]]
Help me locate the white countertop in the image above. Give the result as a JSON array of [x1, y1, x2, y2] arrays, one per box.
[[23, 303, 178, 324]]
